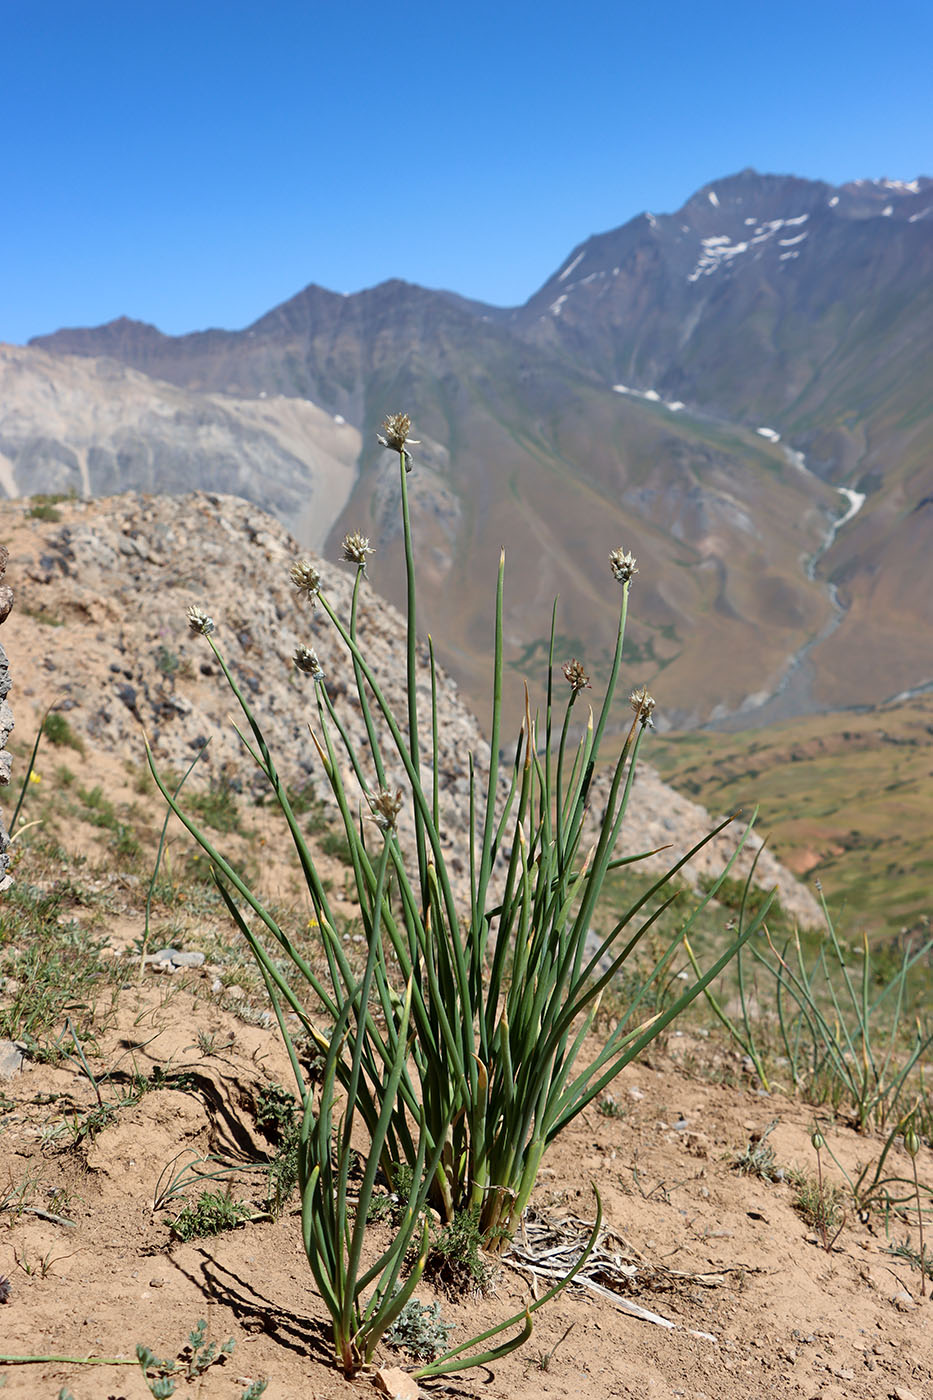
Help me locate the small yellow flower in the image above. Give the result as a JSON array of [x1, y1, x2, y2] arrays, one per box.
[[29, 771, 41, 785]]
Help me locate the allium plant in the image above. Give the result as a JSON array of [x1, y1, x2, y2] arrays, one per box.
[[149, 412, 768, 1376]]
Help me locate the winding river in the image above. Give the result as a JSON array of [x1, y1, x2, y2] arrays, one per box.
[[702, 441, 867, 732]]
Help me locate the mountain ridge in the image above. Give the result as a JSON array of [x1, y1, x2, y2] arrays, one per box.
[[16, 169, 933, 731]]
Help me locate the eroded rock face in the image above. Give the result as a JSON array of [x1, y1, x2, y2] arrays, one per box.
[[0, 542, 13, 892]]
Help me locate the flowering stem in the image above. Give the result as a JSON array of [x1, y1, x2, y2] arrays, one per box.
[[914, 1155, 927, 1297], [349, 563, 387, 789], [398, 454, 428, 900]]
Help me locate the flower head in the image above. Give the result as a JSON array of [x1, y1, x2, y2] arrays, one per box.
[[561, 658, 591, 693], [293, 645, 324, 681], [629, 686, 656, 728], [609, 548, 638, 585], [377, 412, 420, 473], [290, 558, 321, 602], [341, 531, 375, 570], [186, 604, 215, 636], [367, 787, 404, 832]]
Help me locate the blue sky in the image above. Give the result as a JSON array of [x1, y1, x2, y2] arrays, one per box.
[[2, 0, 930, 344]]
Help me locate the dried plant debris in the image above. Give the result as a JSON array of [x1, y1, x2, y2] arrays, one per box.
[[505, 1211, 758, 1340]]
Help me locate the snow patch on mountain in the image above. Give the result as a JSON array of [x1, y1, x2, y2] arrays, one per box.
[[879, 178, 921, 194], [613, 384, 684, 412], [687, 212, 810, 283], [557, 251, 586, 283]]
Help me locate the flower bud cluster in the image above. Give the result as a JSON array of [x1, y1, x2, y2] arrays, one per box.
[[561, 658, 591, 693], [341, 532, 374, 569], [609, 548, 638, 584], [290, 558, 322, 601], [293, 645, 324, 681], [367, 787, 403, 831], [186, 604, 215, 636], [377, 413, 420, 472], [629, 686, 656, 728]]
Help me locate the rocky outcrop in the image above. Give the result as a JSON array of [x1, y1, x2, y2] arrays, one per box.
[[0, 344, 361, 551], [1, 490, 820, 923]]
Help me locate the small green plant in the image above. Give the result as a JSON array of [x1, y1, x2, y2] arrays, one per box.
[[793, 1130, 846, 1250], [13, 1244, 74, 1278], [156, 645, 180, 678], [151, 1149, 242, 1213], [424, 1206, 498, 1296], [732, 1120, 783, 1181], [884, 1236, 933, 1281], [319, 828, 355, 864], [73, 784, 141, 858], [691, 882, 933, 1128], [0, 887, 116, 1054], [167, 1190, 252, 1241], [42, 711, 84, 753], [796, 1115, 933, 1225], [384, 1297, 455, 1362], [27, 501, 62, 522], [596, 1094, 627, 1120], [367, 1164, 416, 1225], [136, 1319, 235, 1396], [255, 1082, 301, 1214], [187, 782, 243, 834]]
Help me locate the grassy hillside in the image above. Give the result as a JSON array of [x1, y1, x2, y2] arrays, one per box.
[[650, 695, 933, 938]]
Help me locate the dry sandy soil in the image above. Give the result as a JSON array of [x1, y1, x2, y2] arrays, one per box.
[[1, 949, 932, 1400]]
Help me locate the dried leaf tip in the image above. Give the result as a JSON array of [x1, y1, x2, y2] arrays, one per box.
[[377, 413, 420, 472], [367, 787, 403, 832], [561, 658, 591, 693], [629, 686, 656, 728], [293, 645, 324, 681], [609, 547, 638, 584], [341, 531, 375, 569], [186, 604, 215, 636], [290, 557, 322, 601]]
